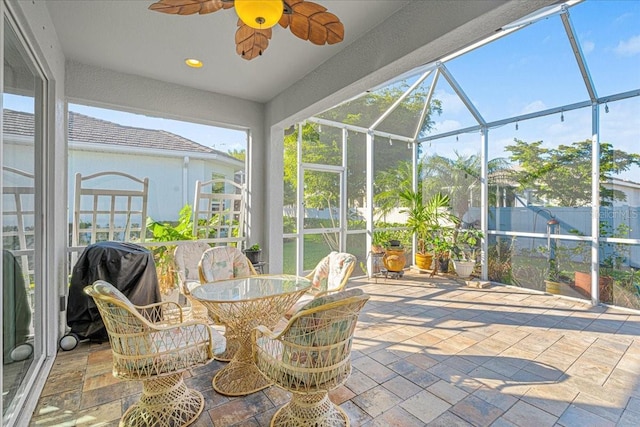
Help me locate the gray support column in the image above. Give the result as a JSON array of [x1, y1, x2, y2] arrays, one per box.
[[591, 104, 600, 305], [296, 123, 304, 276], [340, 128, 348, 251], [481, 127, 489, 280], [366, 131, 374, 274]]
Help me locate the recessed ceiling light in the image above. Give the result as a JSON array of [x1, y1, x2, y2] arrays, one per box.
[[185, 58, 203, 68]]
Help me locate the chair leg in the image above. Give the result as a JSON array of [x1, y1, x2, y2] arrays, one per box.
[[271, 391, 349, 427], [121, 372, 204, 427]]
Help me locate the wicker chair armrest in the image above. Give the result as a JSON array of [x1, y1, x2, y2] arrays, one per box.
[[135, 301, 184, 324], [313, 288, 344, 298], [252, 325, 284, 364], [253, 324, 280, 340], [135, 300, 182, 311]]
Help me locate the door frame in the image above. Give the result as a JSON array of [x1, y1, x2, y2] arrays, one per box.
[[295, 163, 346, 275]]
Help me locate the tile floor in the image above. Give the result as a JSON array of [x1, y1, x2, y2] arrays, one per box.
[[30, 271, 640, 426]]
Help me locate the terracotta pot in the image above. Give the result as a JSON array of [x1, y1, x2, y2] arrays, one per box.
[[574, 271, 613, 302], [415, 253, 433, 270], [383, 249, 406, 272]]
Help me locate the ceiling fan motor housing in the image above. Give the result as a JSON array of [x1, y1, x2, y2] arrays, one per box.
[[235, 0, 284, 29]]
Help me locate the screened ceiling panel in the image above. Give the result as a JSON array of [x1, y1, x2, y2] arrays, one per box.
[[375, 73, 435, 139], [417, 75, 484, 139], [312, 0, 637, 143], [301, 124, 342, 166], [445, 10, 590, 123], [317, 74, 426, 130], [569, 1, 640, 97]]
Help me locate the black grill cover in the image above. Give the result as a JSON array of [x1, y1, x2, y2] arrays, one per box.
[[66, 241, 160, 341]]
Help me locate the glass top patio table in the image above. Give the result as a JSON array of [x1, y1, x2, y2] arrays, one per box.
[[191, 274, 311, 396]]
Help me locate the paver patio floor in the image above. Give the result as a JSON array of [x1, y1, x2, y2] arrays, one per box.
[[31, 271, 640, 426]]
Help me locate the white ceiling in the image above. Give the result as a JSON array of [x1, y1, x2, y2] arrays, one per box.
[[45, 0, 411, 103]]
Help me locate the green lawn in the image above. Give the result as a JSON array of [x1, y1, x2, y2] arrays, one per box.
[[282, 233, 368, 276]]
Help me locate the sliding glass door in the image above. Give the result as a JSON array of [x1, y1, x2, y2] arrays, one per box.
[[2, 14, 46, 423]]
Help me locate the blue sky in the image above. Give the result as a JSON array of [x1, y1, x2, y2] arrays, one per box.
[[4, 0, 638, 176], [425, 0, 639, 181]]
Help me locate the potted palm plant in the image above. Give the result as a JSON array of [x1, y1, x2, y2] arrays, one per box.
[[400, 191, 458, 272], [400, 189, 431, 269]]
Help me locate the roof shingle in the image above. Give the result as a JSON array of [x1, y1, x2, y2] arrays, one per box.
[[3, 109, 235, 158]]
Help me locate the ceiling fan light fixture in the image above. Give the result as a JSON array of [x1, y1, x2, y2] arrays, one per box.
[[149, 0, 344, 60], [235, 0, 283, 29], [184, 58, 203, 68]]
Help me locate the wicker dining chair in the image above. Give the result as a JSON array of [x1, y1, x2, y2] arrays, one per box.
[[252, 288, 369, 427], [198, 245, 257, 361], [84, 280, 224, 427], [198, 245, 257, 283], [174, 241, 212, 322], [285, 251, 357, 319]]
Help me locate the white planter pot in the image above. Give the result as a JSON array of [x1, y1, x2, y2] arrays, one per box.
[[454, 260, 476, 278]]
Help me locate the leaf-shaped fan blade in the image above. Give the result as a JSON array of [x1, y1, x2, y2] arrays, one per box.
[[235, 21, 272, 60], [148, 0, 231, 15], [279, 0, 303, 28], [282, 0, 343, 45]]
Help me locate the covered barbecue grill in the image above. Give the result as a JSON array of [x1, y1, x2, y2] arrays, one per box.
[[61, 241, 160, 349]]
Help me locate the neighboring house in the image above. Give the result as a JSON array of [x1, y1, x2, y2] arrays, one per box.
[[3, 109, 245, 223], [604, 177, 640, 208]]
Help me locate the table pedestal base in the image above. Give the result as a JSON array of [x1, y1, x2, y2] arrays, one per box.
[[214, 335, 240, 362], [212, 360, 272, 396], [122, 373, 205, 426], [271, 392, 349, 427]]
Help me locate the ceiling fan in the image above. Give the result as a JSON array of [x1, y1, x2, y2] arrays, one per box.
[[148, 0, 345, 60]]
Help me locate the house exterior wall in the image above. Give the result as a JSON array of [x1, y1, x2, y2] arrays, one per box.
[[68, 146, 240, 224], [606, 179, 640, 208]]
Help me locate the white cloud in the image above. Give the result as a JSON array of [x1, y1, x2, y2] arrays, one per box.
[[614, 12, 634, 26], [521, 100, 547, 115], [582, 40, 595, 54], [432, 119, 462, 134], [434, 90, 465, 114], [614, 35, 640, 57]]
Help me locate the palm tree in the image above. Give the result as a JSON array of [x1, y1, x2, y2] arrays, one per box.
[[373, 161, 422, 221], [421, 152, 480, 220]]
